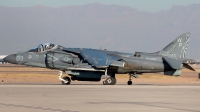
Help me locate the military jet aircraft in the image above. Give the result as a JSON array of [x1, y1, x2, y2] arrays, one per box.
[[4, 33, 196, 85]]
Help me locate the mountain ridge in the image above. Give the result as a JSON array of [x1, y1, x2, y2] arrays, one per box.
[[0, 3, 199, 60]]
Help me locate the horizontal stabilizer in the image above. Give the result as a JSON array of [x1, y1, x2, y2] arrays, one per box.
[[163, 57, 182, 69], [183, 64, 196, 71]]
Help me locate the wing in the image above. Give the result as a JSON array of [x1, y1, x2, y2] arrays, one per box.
[[63, 48, 123, 68]]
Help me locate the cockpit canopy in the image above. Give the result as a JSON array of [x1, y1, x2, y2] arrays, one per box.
[[29, 43, 56, 52]]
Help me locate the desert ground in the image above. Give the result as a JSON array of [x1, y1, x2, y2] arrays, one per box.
[[1, 64, 200, 112], [0, 64, 200, 85]]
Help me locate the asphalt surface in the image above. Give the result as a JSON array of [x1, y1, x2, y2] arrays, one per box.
[[0, 84, 200, 112]]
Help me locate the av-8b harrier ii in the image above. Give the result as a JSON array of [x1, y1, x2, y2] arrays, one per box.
[[4, 33, 196, 85]]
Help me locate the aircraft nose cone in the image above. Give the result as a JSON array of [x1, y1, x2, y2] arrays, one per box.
[[3, 54, 17, 64]]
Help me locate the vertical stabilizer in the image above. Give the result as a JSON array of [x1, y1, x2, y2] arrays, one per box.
[[159, 33, 190, 59]]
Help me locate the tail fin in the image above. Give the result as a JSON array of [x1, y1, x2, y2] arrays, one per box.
[[158, 33, 190, 59]]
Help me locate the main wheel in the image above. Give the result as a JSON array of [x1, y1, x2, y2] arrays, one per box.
[[127, 81, 132, 85], [61, 76, 71, 85], [103, 77, 116, 85], [111, 77, 116, 85], [103, 81, 107, 85]]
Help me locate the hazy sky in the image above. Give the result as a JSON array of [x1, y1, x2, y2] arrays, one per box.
[[0, 0, 200, 12]]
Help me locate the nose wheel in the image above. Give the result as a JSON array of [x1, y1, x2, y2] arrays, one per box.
[[58, 71, 71, 85]]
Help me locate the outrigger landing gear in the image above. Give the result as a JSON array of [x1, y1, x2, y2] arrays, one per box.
[[103, 69, 116, 85], [127, 73, 138, 85], [58, 71, 71, 85]]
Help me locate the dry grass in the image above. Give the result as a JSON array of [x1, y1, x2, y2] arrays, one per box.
[[0, 64, 200, 84], [0, 73, 59, 82], [0, 67, 55, 71], [1, 73, 199, 84]]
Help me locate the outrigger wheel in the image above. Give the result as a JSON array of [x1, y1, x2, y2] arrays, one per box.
[[127, 73, 138, 85], [127, 80, 132, 85]]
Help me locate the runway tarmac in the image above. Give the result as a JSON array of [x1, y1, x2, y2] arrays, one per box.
[[0, 84, 200, 112]]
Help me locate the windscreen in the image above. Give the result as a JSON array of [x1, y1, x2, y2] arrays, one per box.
[[28, 43, 56, 52]]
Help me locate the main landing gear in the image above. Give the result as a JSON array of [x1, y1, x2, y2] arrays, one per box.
[[103, 69, 116, 85], [127, 73, 138, 85], [103, 77, 116, 85], [58, 71, 71, 85]]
